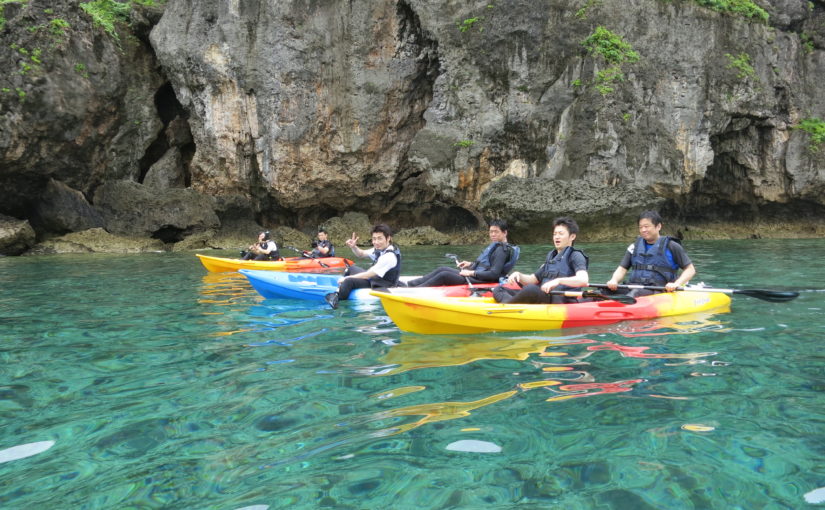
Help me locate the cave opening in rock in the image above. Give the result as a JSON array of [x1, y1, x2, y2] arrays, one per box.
[[138, 82, 195, 186]]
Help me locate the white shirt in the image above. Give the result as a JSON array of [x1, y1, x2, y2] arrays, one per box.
[[366, 246, 398, 278]]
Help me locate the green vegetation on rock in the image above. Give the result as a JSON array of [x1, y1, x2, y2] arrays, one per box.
[[79, 0, 165, 40], [794, 118, 825, 152], [456, 17, 482, 33], [1, 0, 29, 31], [582, 26, 640, 96], [693, 0, 769, 23], [724, 52, 755, 80]]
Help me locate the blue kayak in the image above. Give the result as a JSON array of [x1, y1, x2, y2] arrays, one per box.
[[239, 270, 358, 301], [239, 270, 500, 302]]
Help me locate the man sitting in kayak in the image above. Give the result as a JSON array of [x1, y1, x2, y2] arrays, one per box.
[[494, 217, 589, 304], [605, 210, 696, 297], [324, 224, 401, 309], [309, 228, 335, 258], [405, 219, 519, 287], [241, 231, 282, 261]]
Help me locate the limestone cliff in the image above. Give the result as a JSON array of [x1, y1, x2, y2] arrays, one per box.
[[1, 0, 824, 254]]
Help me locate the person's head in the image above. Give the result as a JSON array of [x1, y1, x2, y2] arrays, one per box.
[[259, 231, 270, 241], [487, 219, 509, 243], [637, 210, 663, 243], [371, 224, 393, 250], [552, 217, 579, 248], [317, 229, 328, 241]]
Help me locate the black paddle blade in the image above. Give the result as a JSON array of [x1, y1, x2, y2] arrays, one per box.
[[734, 289, 799, 302], [583, 290, 637, 305]]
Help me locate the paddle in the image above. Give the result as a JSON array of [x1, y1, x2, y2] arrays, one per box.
[[445, 253, 474, 289], [286, 246, 330, 268], [588, 283, 798, 303], [568, 290, 637, 304], [470, 285, 636, 304]]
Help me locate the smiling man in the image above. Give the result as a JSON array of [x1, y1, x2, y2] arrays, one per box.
[[493, 217, 589, 304], [324, 224, 401, 309], [606, 210, 696, 297]]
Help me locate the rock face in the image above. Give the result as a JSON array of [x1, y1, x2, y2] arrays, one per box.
[[148, 0, 824, 233], [0, 214, 35, 255], [1, 0, 824, 254]]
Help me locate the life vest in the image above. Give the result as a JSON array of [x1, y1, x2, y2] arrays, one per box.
[[311, 240, 335, 257], [629, 236, 678, 286], [369, 244, 402, 286], [262, 240, 281, 260], [473, 242, 520, 277], [538, 246, 589, 291]]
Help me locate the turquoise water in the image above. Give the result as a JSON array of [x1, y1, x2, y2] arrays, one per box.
[[1, 239, 824, 509]]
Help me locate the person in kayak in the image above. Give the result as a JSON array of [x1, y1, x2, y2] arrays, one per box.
[[605, 210, 696, 297], [309, 228, 335, 257], [241, 231, 282, 261], [404, 219, 519, 287], [324, 224, 401, 309], [493, 217, 589, 304]]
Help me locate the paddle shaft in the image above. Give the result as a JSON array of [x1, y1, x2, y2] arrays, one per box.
[[588, 283, 798, 302], [446, 253, 474, 289], [287, 246, 330, 268]]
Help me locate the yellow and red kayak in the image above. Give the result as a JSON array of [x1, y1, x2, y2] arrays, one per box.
[[369, 290, 731, 334], [196, 253, 354, 273]]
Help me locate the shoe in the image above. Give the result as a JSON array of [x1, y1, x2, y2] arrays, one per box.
[[324, 292, 339, 309]]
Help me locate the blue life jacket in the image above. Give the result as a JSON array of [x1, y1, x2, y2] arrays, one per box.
[[473, 242, 520, 277], [630, 236, 678, 286], [369, 244, 402, 286], [538, 246, 589, 291]]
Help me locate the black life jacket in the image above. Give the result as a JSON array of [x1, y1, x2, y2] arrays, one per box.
[[538, 246, 589, 291], [311, 240, 335, 258], [629, 236, 678, 286], [368, 244, 402, 286], [472, 242, 520, 278], [262, 241, 280, 260]]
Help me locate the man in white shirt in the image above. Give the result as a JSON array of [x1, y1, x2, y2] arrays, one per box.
[[325, 224, 401, 309], [241, 231, 281, 260]]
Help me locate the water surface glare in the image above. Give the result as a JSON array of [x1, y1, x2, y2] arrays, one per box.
[[1, 239, 823, 509]]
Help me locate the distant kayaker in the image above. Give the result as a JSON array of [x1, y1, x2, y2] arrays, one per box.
[[241, 231, 282, 261], [605, 210, 696, 297], [324, 224, 401, 309], [405, 219, 519, 287], [493, 217, 589, 304], [309, 228, 335, 258]]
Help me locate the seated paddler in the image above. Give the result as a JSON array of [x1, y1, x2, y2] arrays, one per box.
[[324, 224, 401, 309], [494, 217, 589, 304], [405, 219, 519, 287]]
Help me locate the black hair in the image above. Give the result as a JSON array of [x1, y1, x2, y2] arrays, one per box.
[[552, 216, 580, 241], [317, 228, 327, 234], [638, 210, 663, 226], [260, 231, 271, 241], [488, 218, 509, 233], [371, 224, 393, 239]]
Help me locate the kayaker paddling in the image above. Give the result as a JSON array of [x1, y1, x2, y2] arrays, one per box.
[[405, 219, 519, 288], [324, 224, 401, 309], [494, 217, 590, 304], [605, 210, 696, 297]]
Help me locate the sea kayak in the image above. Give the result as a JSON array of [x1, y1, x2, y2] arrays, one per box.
[[239, 269, 501, 302], [196, 253, 354, 273], [369, 290, 732, 334]]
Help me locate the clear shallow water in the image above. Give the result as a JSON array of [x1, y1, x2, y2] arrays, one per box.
[[1, 239, 824, 509]]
